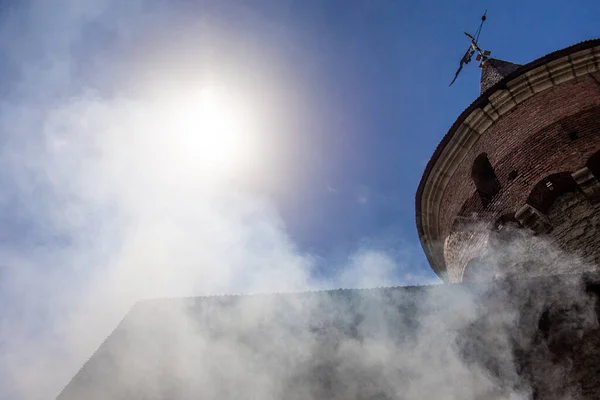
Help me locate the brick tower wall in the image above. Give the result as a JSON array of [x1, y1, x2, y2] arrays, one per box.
[[440, 72, 600, 281]]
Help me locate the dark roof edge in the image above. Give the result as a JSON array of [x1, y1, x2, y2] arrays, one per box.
[[415, 38, 600, 278], [133, 283, 443, 304]]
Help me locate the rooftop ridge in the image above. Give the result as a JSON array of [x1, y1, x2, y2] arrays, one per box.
[[134, 282, 445, 304]]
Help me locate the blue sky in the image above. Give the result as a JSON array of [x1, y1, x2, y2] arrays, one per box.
[[145, 0, 599, 280], [0, 1, 599, 398]]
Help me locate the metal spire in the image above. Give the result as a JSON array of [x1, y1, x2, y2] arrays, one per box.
[[449, 11, 491, 87]]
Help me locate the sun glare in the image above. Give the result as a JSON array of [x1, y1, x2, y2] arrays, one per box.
[[164, 85, 258, 181]]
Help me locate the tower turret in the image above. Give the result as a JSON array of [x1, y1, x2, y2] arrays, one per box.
[[416, 39, 600, 282], [480, 58, 521, 93]]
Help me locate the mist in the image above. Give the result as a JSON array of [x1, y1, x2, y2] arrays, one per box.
[[0, 1, 431, 398], [1, 1, 598, 400]]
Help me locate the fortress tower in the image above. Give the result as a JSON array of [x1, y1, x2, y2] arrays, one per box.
[[416, 39, 600, 283]]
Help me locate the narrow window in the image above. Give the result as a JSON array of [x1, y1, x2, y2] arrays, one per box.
[[568, 131, 579, 141], [471, 153, 501, 208]]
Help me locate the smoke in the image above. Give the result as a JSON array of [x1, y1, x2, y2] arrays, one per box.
[[0, 1, 424, 398], [0, 2, 598, 400]]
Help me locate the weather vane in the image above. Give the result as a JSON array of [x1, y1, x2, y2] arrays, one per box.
[[449, 11, 491, 86]]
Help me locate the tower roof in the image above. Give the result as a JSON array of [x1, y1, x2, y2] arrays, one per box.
[[480, 58, 522, 94]]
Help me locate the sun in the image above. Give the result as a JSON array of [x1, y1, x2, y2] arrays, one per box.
[[164, 85, 258, 181]]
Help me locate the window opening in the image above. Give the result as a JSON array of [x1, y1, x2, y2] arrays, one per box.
[[471, 153, 501, 208]]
